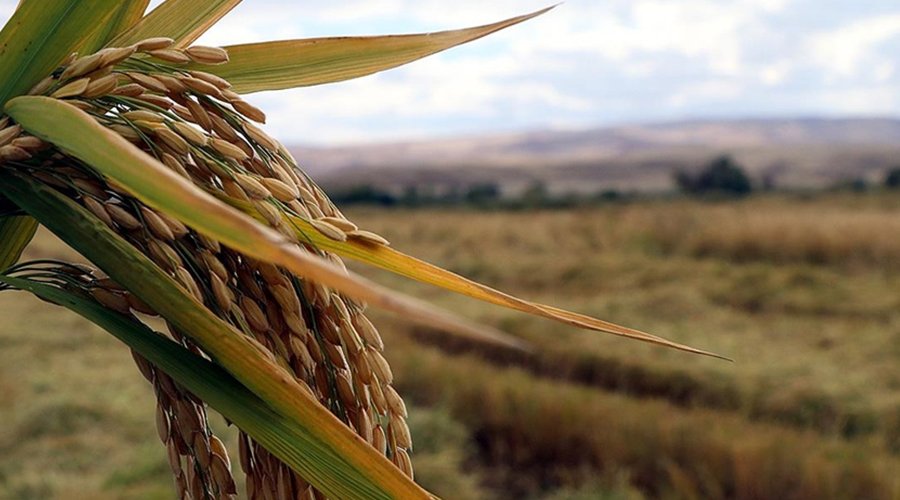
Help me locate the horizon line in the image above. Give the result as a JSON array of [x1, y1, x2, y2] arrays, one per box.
[[288, 113, 900, 149]]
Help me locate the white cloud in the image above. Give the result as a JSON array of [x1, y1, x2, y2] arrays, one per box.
[[810, 85, 899, 115], [873, 61, 895, 83], [807, 13, 900, 78], [203, 0, 900, 143], [666, 79, 745, 109], [760, 61, 791, 86], [0, 0, 898, 144]]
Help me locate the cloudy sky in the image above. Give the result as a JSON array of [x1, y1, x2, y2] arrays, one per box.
[[3, 1, 900, 144]]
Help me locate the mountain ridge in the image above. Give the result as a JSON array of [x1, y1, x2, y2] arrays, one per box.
[[290, 117, 900, 192]]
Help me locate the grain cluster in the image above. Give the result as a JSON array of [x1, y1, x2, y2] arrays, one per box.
[[2, 38, 411, 499]]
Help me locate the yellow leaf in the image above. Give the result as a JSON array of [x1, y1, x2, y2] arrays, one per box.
[[195, 6, 555, 93], [221, 194, 729, 360], [5, 95, 525, 352], [110, 0, 241, 48]]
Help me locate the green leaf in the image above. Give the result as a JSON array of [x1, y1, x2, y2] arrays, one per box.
[[0, 173, 430, 500], [110, 0, 241, 48], [0, 1, 130, 104], [0, 216, 38, 270], [0, 0, 135, 269], [217, 194, 728, 360], [96, 1, 151, 47], [194, 6, 555, 94], [5, 95, 524, 350]]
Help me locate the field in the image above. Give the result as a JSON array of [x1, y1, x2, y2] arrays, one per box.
[[1, 193, 899, 499]]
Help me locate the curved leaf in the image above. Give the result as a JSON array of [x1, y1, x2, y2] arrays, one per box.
[[195, 6, 554, 93], [0, 1, 128, 104], [0, 173, 430, 500], [219, 194, 728, 360], [109, 0, 241, 48], [5, 96, 524, 351]]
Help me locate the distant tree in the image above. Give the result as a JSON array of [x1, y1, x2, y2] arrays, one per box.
[[761, 172, 778, 191], [674, 170, 696, 193], [675, 155, 752, 196], [593, 189, 623, 202], [829, 177, 869, 193], [464, 183, 501, 205], [400, 185, 421, 206], [331, 185, 396, 206], [851, 178, 869, 192], [848, 178, 869, 192], [885, 167, 900, 189], [439, 185, 463, 205], [521, 180, 549, 207]]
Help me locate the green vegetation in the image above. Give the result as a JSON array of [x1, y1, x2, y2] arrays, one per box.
[[675, 155, 753, 196], [331, 180, 624, 209], [885, 167, 900, 189]]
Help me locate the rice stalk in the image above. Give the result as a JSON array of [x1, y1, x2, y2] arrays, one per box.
[[0, 40, 411, 499]]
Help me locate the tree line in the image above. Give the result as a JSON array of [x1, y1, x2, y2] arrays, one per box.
[[329, 156, 900, 208]]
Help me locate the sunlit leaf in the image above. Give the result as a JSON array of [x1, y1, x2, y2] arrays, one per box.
[[5, 96, 525, 350], [220, 194, 727, 360], [0, 173, 430, 500], [0, 0, 123, 282], [0, 1, 128, 104], [194, 6, 554, 93], [110, 0, 241, 48]]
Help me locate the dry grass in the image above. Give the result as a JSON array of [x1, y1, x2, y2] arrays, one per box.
[[385, 335, 900, 500], [636, 196, 900, 267], [3, 193, 899, 498], [342, 193, 900, 497]]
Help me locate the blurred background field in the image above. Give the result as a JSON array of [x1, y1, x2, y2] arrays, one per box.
[[2, 191, 899, 499]]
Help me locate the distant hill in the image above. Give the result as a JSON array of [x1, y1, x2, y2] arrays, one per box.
[[291, 118, 900, 194]]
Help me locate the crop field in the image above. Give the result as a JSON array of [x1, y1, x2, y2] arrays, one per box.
[[1, 193, 899, 499]]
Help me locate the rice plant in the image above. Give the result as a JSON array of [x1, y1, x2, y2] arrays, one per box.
[[0, 2, 723, 499]]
